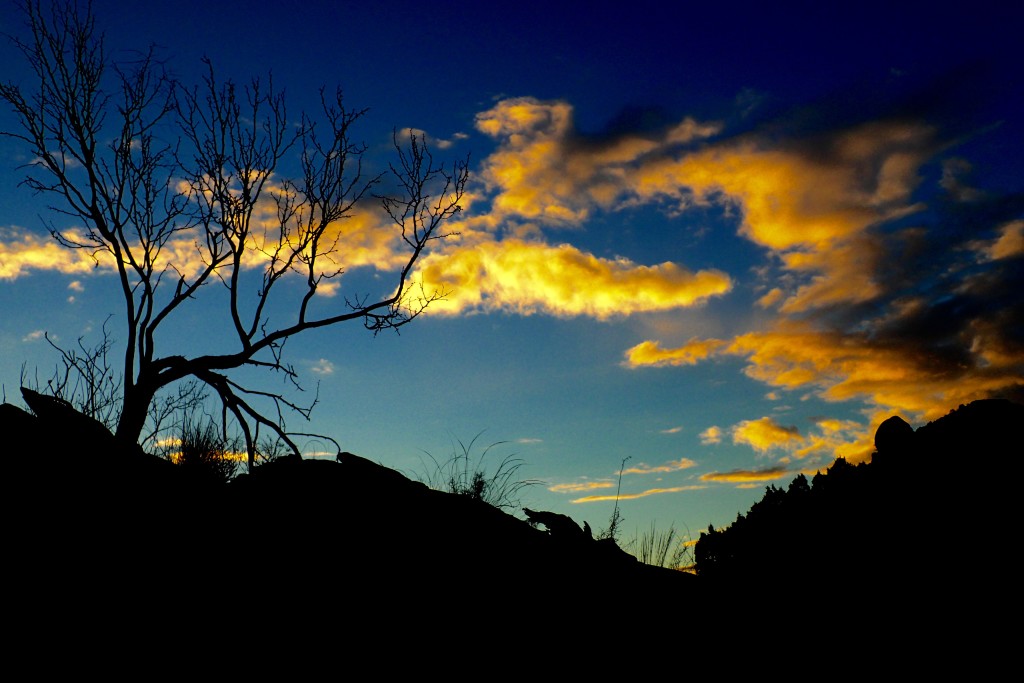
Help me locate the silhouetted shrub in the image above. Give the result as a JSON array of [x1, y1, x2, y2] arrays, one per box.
[[162, 418, 240, 485]]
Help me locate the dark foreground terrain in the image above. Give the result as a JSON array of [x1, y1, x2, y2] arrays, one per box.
[[3, 390, 1020, 647]]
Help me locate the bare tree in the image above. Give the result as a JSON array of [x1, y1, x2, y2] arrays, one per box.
[[0, 1, 468, 469]]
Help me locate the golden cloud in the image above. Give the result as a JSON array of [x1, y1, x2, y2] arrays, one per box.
[[474, 97, 721, 225], [775, 236, 885, 313], [548, 481, 615, 493], [699, 467, 791, 483], [699, 426, 723, 445], [978, 220, 1024, 261], [791, 417, 873, 462], [1, 189, 408, 296], [626, 120, 936, 312], [571, 485, 706, 503], [732, 416, 804, 453], [414, 238, 732, 318], [621, 458, 697, 475], [0, 227, 115, 279], [623, 338, 728, 367], [628, 321, 1023, 427]]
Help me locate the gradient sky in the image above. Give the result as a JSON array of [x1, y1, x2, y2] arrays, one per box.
[[2, 0, 1022, 562]]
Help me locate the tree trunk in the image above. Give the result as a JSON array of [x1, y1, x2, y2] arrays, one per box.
[[115, 382, 158, 450]]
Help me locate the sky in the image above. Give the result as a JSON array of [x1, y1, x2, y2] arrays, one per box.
[[1, 0, 1022, 564]]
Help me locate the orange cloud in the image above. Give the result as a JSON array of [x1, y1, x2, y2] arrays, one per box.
[[626, 120, 935, 313], [732, 417, 804, 453], [623, 337, 728, 367], [977, 220, 1024, 261], [621, 458, 697, 475], [548, 481, 615, 494], [0, 227, 115, 279], [571, 485, 706, 503], [414, 238, 731, 319], [474, 97, 721, 225], [699, 426, 723, 445], [633, 121, 933, 250], [1, 189, 408, 297], [699, 467, 791, 484], [628, 322, 1024, 426]]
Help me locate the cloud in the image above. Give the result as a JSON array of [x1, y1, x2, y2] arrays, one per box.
[[699, 426, 722, 445], [466, 93, 1022, 453], [731, 417, 804, 454], [699, 467, 791, 484], [975, 220, 1024, 261], [68, 281, 84, 292], [310, 358, 335, 376], [654, 121, 934, 251], [22, 330, 47, 342], [414, 238, 731, 318], [1, 183, 408, 287], [571, 484, 706, 503], [624, 338, 728, 367], [548, 481, 614, 494], [471, 97, 943, 317], [621, 458, 697, 475], [628, 317, 1024, 427], [473, 97, 721, 226], [795, 417, 873, 463], [660, 426, 683, 434], [397, 127, 469, 151], [0, 227, 113, 279]]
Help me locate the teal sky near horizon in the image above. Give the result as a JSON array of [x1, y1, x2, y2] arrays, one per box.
[[1, 0, 1022, 562]]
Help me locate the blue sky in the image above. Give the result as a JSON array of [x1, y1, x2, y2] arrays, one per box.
[[2, 0, 1022, 562]]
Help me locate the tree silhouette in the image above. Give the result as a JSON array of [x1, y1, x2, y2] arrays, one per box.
[[0, 1, 468, 467]]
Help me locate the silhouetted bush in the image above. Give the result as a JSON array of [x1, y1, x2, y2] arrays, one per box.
[[161, 418, 240, 485]]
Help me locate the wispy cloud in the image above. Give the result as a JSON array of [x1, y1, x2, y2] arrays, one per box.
[[398, 127, 470, 151], [548, 481, 614, 493], [571, 484, 706, 503], [633, 321, 1023, 425], [974, 219, 1024, 261], [473, 97, 722, 225], [699, 467, 791, 484], [0, 227, 111, 279], [0, 190, 407, 287], [621, 458, 697, 475], [624, 338, 727, 367], [310, 358, 335, 376]]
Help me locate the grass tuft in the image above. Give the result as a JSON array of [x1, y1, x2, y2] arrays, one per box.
[[416, 431, 542, 511], [625, 521, 695, 571]]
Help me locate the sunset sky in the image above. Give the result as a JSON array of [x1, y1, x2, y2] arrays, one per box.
[[1, 0, 1021, 561]]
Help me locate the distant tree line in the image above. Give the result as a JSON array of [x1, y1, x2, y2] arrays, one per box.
[[693, 399, 1023, 590]]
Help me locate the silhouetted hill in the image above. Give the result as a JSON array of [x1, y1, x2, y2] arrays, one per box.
[[5, 390, 1019, 648], [694, 398, 1023, 600], [1, 388, 694, 638]]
